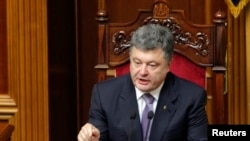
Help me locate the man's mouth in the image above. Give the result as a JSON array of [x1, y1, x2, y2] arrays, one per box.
[[138, 78, 149, 85]]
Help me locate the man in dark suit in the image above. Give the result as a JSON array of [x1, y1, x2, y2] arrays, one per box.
[[77, 24, 208, 141]]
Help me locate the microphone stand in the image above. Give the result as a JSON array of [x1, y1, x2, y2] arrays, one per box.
[[128, 112, 136, 141], [144, 111, 154, 141]]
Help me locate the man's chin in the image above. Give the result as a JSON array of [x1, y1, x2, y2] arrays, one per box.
[[136, 84, 151, 92]]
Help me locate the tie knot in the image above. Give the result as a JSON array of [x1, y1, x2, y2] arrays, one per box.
[[142, 93, 154, 104]]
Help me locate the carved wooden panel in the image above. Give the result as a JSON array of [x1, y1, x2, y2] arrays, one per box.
[[107, 2, 215, 67]]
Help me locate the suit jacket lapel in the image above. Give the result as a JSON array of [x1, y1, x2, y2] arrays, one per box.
[[150, 72, 178, 141], [119, 75, 143, 141]]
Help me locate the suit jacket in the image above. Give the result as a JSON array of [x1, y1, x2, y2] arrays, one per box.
[[88, 72, 208, 141]]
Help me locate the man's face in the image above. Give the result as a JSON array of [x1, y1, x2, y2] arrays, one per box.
[[130, 47, 170, 92]]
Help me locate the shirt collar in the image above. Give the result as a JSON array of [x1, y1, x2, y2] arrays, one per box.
[[135, 81, 164, 101]]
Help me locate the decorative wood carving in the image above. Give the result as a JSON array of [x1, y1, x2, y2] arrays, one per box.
[[109, 1, 215, 67], [112, 17, 210, 57], [112, 31, 131, 55]]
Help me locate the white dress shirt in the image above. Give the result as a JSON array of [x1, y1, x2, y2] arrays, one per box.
[[135, 82, 164, 122]]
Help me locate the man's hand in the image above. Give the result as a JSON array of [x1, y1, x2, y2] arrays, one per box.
[[77, 123, 100, 141]]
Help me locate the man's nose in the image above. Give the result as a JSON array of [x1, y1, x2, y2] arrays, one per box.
[[139, 64, 148, 75]]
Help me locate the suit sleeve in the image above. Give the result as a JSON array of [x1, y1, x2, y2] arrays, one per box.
[[88, 84, 109, 141], [187, 89, 208, 141]]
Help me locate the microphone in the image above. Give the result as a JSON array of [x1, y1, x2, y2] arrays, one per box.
[[128, 112, 136, 141], [144, 111, 154, 141]]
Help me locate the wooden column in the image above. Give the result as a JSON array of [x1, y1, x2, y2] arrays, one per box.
[[227, 7, 247, 124], [245, 3, 250, 124], [6, 0, 49, 141]]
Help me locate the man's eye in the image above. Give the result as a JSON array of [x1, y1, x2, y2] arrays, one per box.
[[134, 61, 141, 65], [149, 64, 157, 67]]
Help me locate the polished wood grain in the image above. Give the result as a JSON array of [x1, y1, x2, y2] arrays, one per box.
[[5, 0, 49, 141], [226, 10, 247, 124]]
